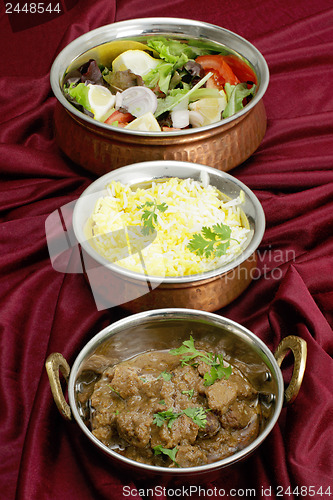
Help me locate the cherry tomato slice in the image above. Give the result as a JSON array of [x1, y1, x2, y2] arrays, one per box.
[[222, 55, 257, 85], [104, 110, 134, 125], [196, 55, 240, 89]]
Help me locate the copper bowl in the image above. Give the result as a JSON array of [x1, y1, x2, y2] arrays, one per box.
[[72, 160, 265, 312], [46, 308, 307, 481], [50, 17, 269, 175]]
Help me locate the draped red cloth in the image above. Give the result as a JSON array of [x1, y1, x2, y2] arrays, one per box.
[[1, 1, 333, 499]]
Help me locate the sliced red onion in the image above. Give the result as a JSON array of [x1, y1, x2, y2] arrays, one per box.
[[189, 110, 205, 128], [120, 87, 157, 117]]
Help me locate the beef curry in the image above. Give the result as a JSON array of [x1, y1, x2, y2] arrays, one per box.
[[79, 337, 263, 468]]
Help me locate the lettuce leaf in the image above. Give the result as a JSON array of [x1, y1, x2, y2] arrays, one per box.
[[154, 72, 212, 117], [143, 61, 173, 94], [189, 88, 223, 101], [143, 44, 192, 94], [147, 38, 197, 64], [66, 83, 92, 112], [223, 83, 256, 118]]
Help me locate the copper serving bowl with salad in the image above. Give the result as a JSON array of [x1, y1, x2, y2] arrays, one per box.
[[45, 308, 307, 480], [72, 160, 265, 312], [50, 17, 269, 175]]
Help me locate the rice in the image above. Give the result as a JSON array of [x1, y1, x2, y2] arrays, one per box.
[[87, 177, 251, 277]]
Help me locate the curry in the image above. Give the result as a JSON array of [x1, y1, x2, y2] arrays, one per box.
[[79, 337, 263, 468]]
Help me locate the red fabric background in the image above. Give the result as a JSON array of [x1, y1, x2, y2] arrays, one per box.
[[1, 1, 333, 499]]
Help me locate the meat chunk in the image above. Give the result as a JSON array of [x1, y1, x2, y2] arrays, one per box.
[[151, 414, 198, 449], [91, 384, 122, 428], [110, 365, 142, 399], [205, 369, 257, 416], [198, 411, 220, 438], [205, 378, 238, 415], [172, 364, 204, 395], [92, 425, 113, 446], [116, 410, 152, 448], [221, 401, 259, 429], [175, 445, 208, 467]]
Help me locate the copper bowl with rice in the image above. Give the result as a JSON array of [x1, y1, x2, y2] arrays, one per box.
[[50, 17, 269, 175], [72, 160, 265, 312]]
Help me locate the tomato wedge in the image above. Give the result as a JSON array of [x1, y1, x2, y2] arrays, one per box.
[[196, 55, 240, 89], [223, 55, 257, 85], [104, 110, 134, 125]]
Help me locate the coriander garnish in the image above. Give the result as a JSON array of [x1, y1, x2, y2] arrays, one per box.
[[153, 445, 179, 466], [182, 407, 209, 428], [137, 200, 168, 235], [153, 409, 181, 428], [107, 384, 122, 397], [203, 360, 232, 386], [182, 389, 194, 399], [170, 335, 232, 385], [153, 406, 210, 430], [157, 370, 172, 381], [187, 222, 239, 258]]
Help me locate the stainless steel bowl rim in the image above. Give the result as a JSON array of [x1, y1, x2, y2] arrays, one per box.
[[50, 17, 269, 137], [68, 308, 284, 474], [72, 160, 266, 284]]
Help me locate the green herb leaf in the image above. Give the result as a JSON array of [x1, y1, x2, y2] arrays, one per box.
[[188, 223, 237, 258], [156, 202, 168, 213], [107, 385, 122, 398], [158, 400, 166, 405], [203, 356, 232, 386], [153, 445, 179, 465], [137, 200, 168, 235], [169, 335, 212, 366], [157, 370, 172, 381], [170, 337, 232, 384], [153, 409, 181, 428], [183, 407, 209, 428], [182, 389, 194, 399]]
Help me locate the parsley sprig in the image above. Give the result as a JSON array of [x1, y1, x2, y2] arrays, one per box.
[[137, 200, 168, 235], [170, 336, 232, 386], [187, 222, 239, 258]]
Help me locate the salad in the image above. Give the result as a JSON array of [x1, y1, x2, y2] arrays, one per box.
[[63, 37, 258, 132]]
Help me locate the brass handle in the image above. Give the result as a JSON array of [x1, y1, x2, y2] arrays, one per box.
[[45, 353, 72, 420], [274, 335, 307, 406]]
